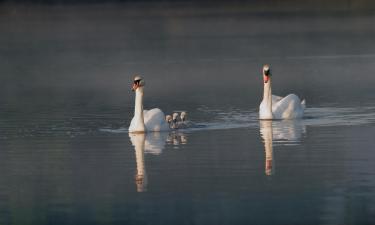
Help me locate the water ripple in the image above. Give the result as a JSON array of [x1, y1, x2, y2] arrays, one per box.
[[1, 106, 374, 139]]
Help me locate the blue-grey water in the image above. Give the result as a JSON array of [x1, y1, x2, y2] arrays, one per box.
[[1, 2, 375, 225]]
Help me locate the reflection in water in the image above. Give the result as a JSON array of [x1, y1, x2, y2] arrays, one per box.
[[144, 132, 168, 155], [260, 121, 274, 176], [272, 120, 306, 144], [129, 132, 188, 192], [260, 120, 306, 176], [167, 132, 188, 147], [129, 133, 148, 192]]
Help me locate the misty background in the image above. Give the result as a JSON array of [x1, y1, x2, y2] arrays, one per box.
[[1, 2, 375, 224], [1, 0, 375, 125]]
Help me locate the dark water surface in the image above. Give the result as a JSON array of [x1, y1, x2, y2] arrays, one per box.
[[1, 3, 375, 225]]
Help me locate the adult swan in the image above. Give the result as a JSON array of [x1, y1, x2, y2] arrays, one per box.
[[259, 65, 306, 120], [129, 75, 169, 133]]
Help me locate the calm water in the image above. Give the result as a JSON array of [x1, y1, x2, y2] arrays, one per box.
[[1, 3, 375, 225]]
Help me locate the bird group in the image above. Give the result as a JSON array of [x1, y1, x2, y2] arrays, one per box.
[[129, 64, 306, 133], [165, 112, 188, 129]]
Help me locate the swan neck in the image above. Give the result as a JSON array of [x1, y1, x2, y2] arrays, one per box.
[[263, 80, 273, 115], [263, 80, 272, 102], [134, 87, 144, 121]]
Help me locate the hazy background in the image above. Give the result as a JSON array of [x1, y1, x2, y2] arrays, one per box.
[[1, 0, 375, 113], [1, 1, 375, 224]]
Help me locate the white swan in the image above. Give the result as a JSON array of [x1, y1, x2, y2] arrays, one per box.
[[129, 75, 169, 133], [259, 64, 306, 120]]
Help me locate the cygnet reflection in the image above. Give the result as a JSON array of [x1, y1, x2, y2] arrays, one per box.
[[129, 131, 188, 192], [166, 131, 188, 147], [260, 120, 306, 176]]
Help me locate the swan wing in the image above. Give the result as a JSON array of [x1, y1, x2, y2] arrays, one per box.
[[272, 95, 283, 103], [272, 94, 304, 119], [144, 108, 170, 132]]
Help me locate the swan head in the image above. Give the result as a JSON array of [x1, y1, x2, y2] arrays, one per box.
[[180, 111, 187, 122], [262, 64, 271, 83], [132, 75, 145, 91]]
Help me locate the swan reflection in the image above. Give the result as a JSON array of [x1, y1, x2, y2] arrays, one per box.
[[129, 133, 148, 192], [260, 120, 306, 176], [129, 132, 188, 192]]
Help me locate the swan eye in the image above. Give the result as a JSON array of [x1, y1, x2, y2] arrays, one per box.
[[134, 78, 145, 86], [264, 70, 271, 76]]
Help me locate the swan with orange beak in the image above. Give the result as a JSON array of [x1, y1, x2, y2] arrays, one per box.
[[259, 65, 306, 120], [129, 75, 169, 133]]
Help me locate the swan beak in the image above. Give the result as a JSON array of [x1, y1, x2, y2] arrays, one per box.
[[132, 83, 139, 91], [264, 75, 270, 83]]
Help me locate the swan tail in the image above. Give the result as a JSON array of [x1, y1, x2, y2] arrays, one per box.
[[301, 99, 306, 109]]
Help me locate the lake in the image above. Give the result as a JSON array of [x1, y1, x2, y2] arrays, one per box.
[[0, 2, 375, 224]]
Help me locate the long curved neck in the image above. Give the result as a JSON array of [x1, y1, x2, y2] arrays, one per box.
[[134, 87, 145, 125], [262, 80, 273, 118]]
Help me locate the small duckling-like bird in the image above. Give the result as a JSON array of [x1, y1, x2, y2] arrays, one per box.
[[165, 115, 172, 123], [170, 112, 180, 129], [166, 112, 190, 129], [180, 111, 187, 122], [179, 111, 188, 129]]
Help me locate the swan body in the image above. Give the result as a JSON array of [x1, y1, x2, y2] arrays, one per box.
[[129, 108, 169, 132], [259, 65, 305, 120], [129, 76, 169, 133]]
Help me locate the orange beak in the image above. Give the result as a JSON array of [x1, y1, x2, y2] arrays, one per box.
[[132, 83, 139, 91], [264, 75, 270, 83]]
